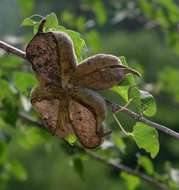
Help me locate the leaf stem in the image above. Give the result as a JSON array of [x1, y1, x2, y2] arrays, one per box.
[[113, 113, 129, 136]]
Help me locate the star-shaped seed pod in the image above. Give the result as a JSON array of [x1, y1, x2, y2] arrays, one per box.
[[26, 19, 139, 149]]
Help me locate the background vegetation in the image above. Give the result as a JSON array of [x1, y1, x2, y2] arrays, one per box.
[[0, 0, 179, 190]]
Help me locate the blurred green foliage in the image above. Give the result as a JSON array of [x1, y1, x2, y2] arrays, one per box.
[[0, 0, 179, 190]]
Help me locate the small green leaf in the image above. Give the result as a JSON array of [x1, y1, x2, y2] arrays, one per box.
[[128, 86, 141, 113], [22, 18, 36, 26], [132, 122, 159, 158], [119, 56, 128, 66], [120, 74, 136, 86], [121, 172, 140, 190], [21, 14, 42, 26], [45, 12, 59, 31], [65, 134, 77, 145], [137, 155, 154, 175], [66, 30, 87, 61], [13, 72, 37, 95], [111, 86, 129, 102], [140, 90, 157, 117]]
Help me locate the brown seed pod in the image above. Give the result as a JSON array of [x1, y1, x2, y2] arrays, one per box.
[[31, 86, 74, 137], [71, 54, 140, 90], [26, 27, 76, 88], [69, 100, 103, 149], [26, 32, 61, 87], [69, 87, 106, 134], [26, 19, 140, 149], [53, 32, 77, 88]]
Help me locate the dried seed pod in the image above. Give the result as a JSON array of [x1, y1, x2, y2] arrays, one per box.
[[53, 32, 77, 88], [71, 54, 139, 90], [26, 19, 140, 149], [70, 86, 106, 134], [71, 54, 123, 78], [69, 100, 103, 148], [26, 31, 76, 88], [26, 32, 61, 87], [31, 86, 74, 138]]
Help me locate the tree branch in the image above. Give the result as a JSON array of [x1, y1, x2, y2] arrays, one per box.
[[18, 112, 169, 190], [0, 40, 179, 141], [0, 40, 26, 60], [106, 100, 179, 140], [85, 150, 169, 190]]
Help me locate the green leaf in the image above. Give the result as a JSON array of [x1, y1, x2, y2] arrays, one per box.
[[45, 12, 59, 31], [13, 72, 37, 95], [140, 90, 157, 117], [65, 134, 77, 145], [121, 172, 140, 190], [10, 160, 27, 181], [22, 14, 42, 34], [120, 74, 136, 86], [66, 30, 87, 62], [111, 86, 129, 102], [128, 86, 141, 113], [137, 155, 154, 175], [119, 56, 128, 66], [22, 14, 42, 26], [132, 122, 159, 158], [22, 18, 37, 26]]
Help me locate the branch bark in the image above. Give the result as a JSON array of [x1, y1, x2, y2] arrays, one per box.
[[85, 150, 169, 190], [106, 100, 179, 139], [1, 40, 179, 140], [19, 112, 169, 190], [0, 40, 26, 59]]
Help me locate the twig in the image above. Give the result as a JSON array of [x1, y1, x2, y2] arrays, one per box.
[[0, 40, 26, 60], [18, 112, 169, 190], [19, 112, 44, 128], [106, 100, 179, 140], [85, 150, 169, 190], [0, 40, 179, 140]]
